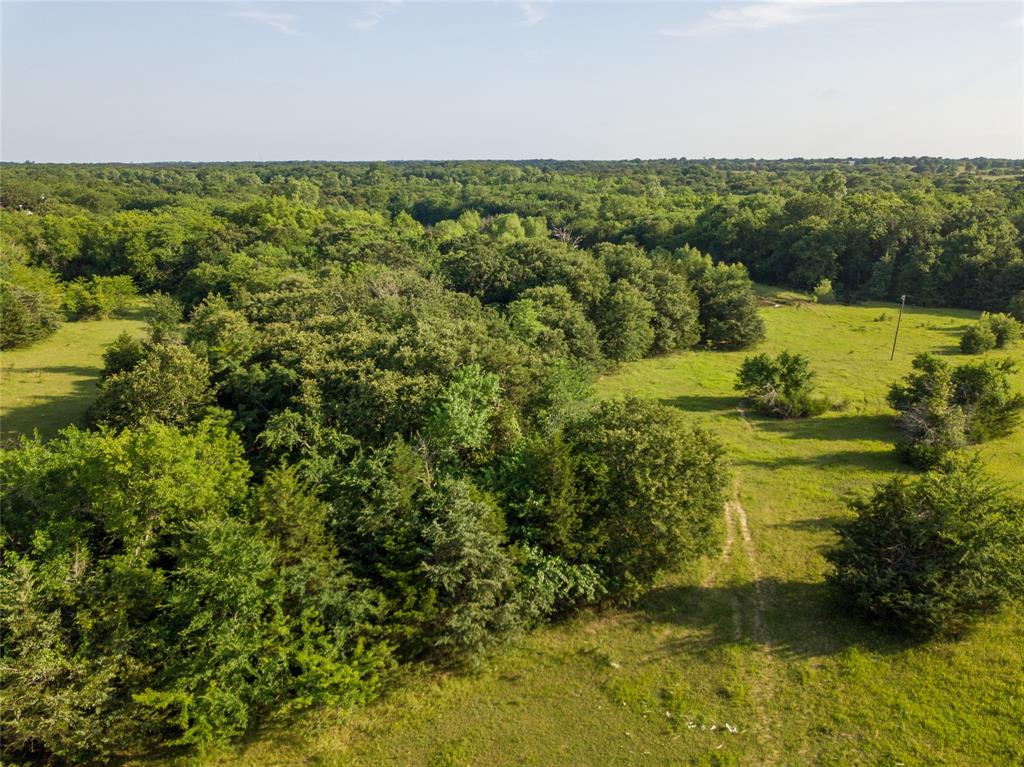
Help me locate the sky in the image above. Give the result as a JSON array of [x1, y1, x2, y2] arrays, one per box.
[[1, 0, 1022, 161]]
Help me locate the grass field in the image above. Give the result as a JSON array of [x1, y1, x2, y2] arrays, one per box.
[[19, 293, 1024, 766], [0, 304, 150, 443]]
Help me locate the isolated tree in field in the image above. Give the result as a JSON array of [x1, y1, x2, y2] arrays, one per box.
[[826, 457, 1024, 638], [888, 353, 1022, 467], [959, 322, 996, 354], [735, 351, 827, 418]]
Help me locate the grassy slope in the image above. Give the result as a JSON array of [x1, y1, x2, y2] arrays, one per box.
[[122, 296, 1024, 765], [1, 305, 149, 442]]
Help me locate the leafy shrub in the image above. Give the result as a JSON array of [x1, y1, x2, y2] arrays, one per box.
[[959, 322, 996, 354], [826, 457, 1024, 637], [90, 342, 214, 430], [951, 358, 1024, 442], [64, 275, 138, 319], [0, 420, 388, 763], [735, 351, 828, 418], [960, 312, 1021, 354], [982, 312, 1021, 348], [101, 331, 147, 378], [812, 278, 836, 303], [0, 253, 64, 349], [887, 353, 1022, 468]]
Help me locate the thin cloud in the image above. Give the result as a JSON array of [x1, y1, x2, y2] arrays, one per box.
[[352, 2, 399, 32], [660, 1, 887, 38], [226, 7, 297, 35], [519, 2, 547, 27]]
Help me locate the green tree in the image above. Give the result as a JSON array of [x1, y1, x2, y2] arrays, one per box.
[[826, 457, 1024, 637], [735, 351, 827, 418], [90, 343, 214, 430], [596, 282, 655, 361], [564, 398, 729, 601]]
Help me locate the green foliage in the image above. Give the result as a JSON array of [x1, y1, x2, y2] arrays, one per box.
[[562, 398, 729, 601], [827, 457, 1024, 637], [735, 351, 828, 418], [959, 322, 996, 354], [887, 353, 1023, 468], [0, 245, 64, 349], [101, 330, 147, 378], [812, 277, 836, 303], [146, 291, 184, 343], [887, 353, 968, 468], [90, 342, 214, 430], [0, 420, 388, 763], [981, 312, 1021, 348], [64, 274, 138, 319], [951, 358, 1024, 442], [679, 248, 765, 349], [1008, 292, 1024, 323], [596, 282, 655, 361]]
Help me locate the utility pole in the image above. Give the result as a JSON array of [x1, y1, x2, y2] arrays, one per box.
[[890, 294, 906, 361]]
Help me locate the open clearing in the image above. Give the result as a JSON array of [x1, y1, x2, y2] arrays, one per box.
[[1, 305, 149, 443], [63, 293, 1024, 766]]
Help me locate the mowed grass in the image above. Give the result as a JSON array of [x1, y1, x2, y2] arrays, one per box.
[[0, 304, 149, 443], [113, 294, 1024, 765]]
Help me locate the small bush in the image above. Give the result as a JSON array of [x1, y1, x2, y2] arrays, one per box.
[[959, 322, 996, 354], [735, 351, 828, 418], [982, 312, 1021, 348], [826, 457, 1024, 638], [64, 275, 138, 319], [812, 278, 836, 303], [960, 312, 1021, 354]]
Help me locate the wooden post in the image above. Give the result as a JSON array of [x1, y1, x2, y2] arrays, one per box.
[[890, 294, 906, 361]]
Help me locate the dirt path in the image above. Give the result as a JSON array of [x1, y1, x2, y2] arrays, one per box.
[[705, 494, 780, 763]]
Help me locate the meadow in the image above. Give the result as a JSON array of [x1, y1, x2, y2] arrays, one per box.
[[0, 303, 149, 443], [129, 291, 1021, 767]]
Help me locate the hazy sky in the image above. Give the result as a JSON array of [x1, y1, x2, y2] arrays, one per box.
[[2, 1, 1022, 161]]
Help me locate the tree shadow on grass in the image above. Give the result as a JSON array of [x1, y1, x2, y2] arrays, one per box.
[[660, 394, 745, 416], [754, 413, 897, 442], [631, 579, 916, 662], [1, 365, 101, 442], [743, 448, 896, 474]]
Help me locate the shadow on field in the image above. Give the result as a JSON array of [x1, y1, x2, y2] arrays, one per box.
[[1, 365, 100, 442], [744, 448, 894, 473], [754, 413, 896, 442], [660, 394, 744, 415], [771, 515, 849, 533], [633, 578, 912, 661]]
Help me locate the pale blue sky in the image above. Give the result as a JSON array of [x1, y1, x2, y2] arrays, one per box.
[[2, 1, 1021, 161]]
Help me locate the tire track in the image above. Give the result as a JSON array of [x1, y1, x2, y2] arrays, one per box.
[[702, 493, 780, 762]]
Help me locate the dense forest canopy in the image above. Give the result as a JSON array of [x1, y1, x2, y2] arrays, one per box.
[[1, 157, 1023, 764]]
